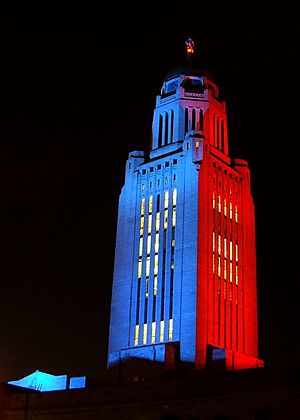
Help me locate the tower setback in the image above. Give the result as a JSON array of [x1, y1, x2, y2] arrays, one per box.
[[107, 43, 264, 371]]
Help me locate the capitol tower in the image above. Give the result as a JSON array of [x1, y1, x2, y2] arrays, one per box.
[[107, 39, 264, 371]]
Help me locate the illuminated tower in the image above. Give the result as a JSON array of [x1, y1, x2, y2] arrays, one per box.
[[107, 40, 264, 371]]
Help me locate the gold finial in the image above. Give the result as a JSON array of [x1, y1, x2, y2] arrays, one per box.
[[185, 36, 194, 57]]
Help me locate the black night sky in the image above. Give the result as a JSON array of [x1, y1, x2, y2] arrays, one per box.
[[0, 8, 299, 382]]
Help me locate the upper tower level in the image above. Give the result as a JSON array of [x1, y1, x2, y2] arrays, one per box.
[[151, 38, 228, 160]]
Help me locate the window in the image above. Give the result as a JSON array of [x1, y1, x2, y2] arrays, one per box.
[[151, 322, 156, 343], [160, 320, 165, 342], [143, 323, 147, 344], [168, 318, 173, 341], [134, 325, 139, 346]]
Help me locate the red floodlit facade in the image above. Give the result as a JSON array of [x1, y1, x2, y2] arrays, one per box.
[[196, 104, 263, 370]]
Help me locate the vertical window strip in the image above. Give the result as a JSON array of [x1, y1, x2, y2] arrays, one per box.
[[185, 108, 189, 135], [165, 112, 169, 145], [153, 275, 158, 295], [218, 234, 221, 255], [168, 318, 173, 341], [158, 115, 163, 148], [172, 188, 177, 206], [149, 195, 153, 214], [170, 110, 174, 143], [192, 108, 196, 130], [224, 199, 227, 216], [224, 238, 227, 259], [218, 195, 221, 213], [212, 232, 215, 252], [212, 192, 216, 209], [143, 323, 147, 345], [230, 262, 233, 283], [235, 205, 238, 222], [235, 244, 238, 261], [139, 237, 143, 257], [151, 321, 156, 344], [134, 325, 139, 346], [141, 198, 145, 215], [229, 202, 233, 219], [235, 264, 239, 285], [160, 320, 165, 342], [200, 108, 204, 130], [230, 241, 233, 261], [140, 216, 144, 236], [147, 236, 151, 254], [148, 214, 152, 234], [138, 260, 142, 279], [218, 256, 221, 277]]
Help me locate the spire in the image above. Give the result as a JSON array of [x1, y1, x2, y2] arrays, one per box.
[[185, 36, 194, 62]]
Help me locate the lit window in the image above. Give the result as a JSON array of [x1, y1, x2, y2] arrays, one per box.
[[236, 265, 239, 285], [141, 198, 145, 216], [218, 256, 221, 277], [172, 207, 176, 227], [160, 320, 165, 342], [195, 140, 199, 149], [235, 244, 238, 261], [149, 196, 153, 214], [134, 325, 139, 346], [139, 238, 143, 257], [147, 235, 151, 254], [138, 260, 142, 279], [145, 278, 149, 298], [156, 213, 160, 231], [218, 234, 221, 255], [154, 255, 158, 275], [153, 274, 157, 296], [212, 254, 215, 273], [229, 202, 233, 219], [168, 318, 173, 341], [212, 192, 216, 209], [172, 189, 177, 206], [142, 184, 145, 191], [224, 199, 227, 216], [172, 239, 175, 247], [140, 216, 144, 236], [212, 232, 215, 252], [230, 241, 233, 260], [155, 233, 159, 253], [164, 191, 169, 209], [143, 323, 147, 344], [224, 260, 227, 279], [235, 205, 238, 222], [224, 238, 227, 258], [218, 195, 221, 213], [146, 256, 150, 277], [151, 322, 156, 343], [230, 262, 233, 283], [164, 209, 168, 229], [153, 275, 158, 295], [148, 214, 152, 234]]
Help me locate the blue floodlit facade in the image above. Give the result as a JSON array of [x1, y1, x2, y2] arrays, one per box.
[[108, 65, 216, 367]]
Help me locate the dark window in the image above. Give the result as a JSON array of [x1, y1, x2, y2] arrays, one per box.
[[200, 108, 204, 130], [185, 108, 189, 135], [192, 108, 196, 130], [158, 114, 163, 147]]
